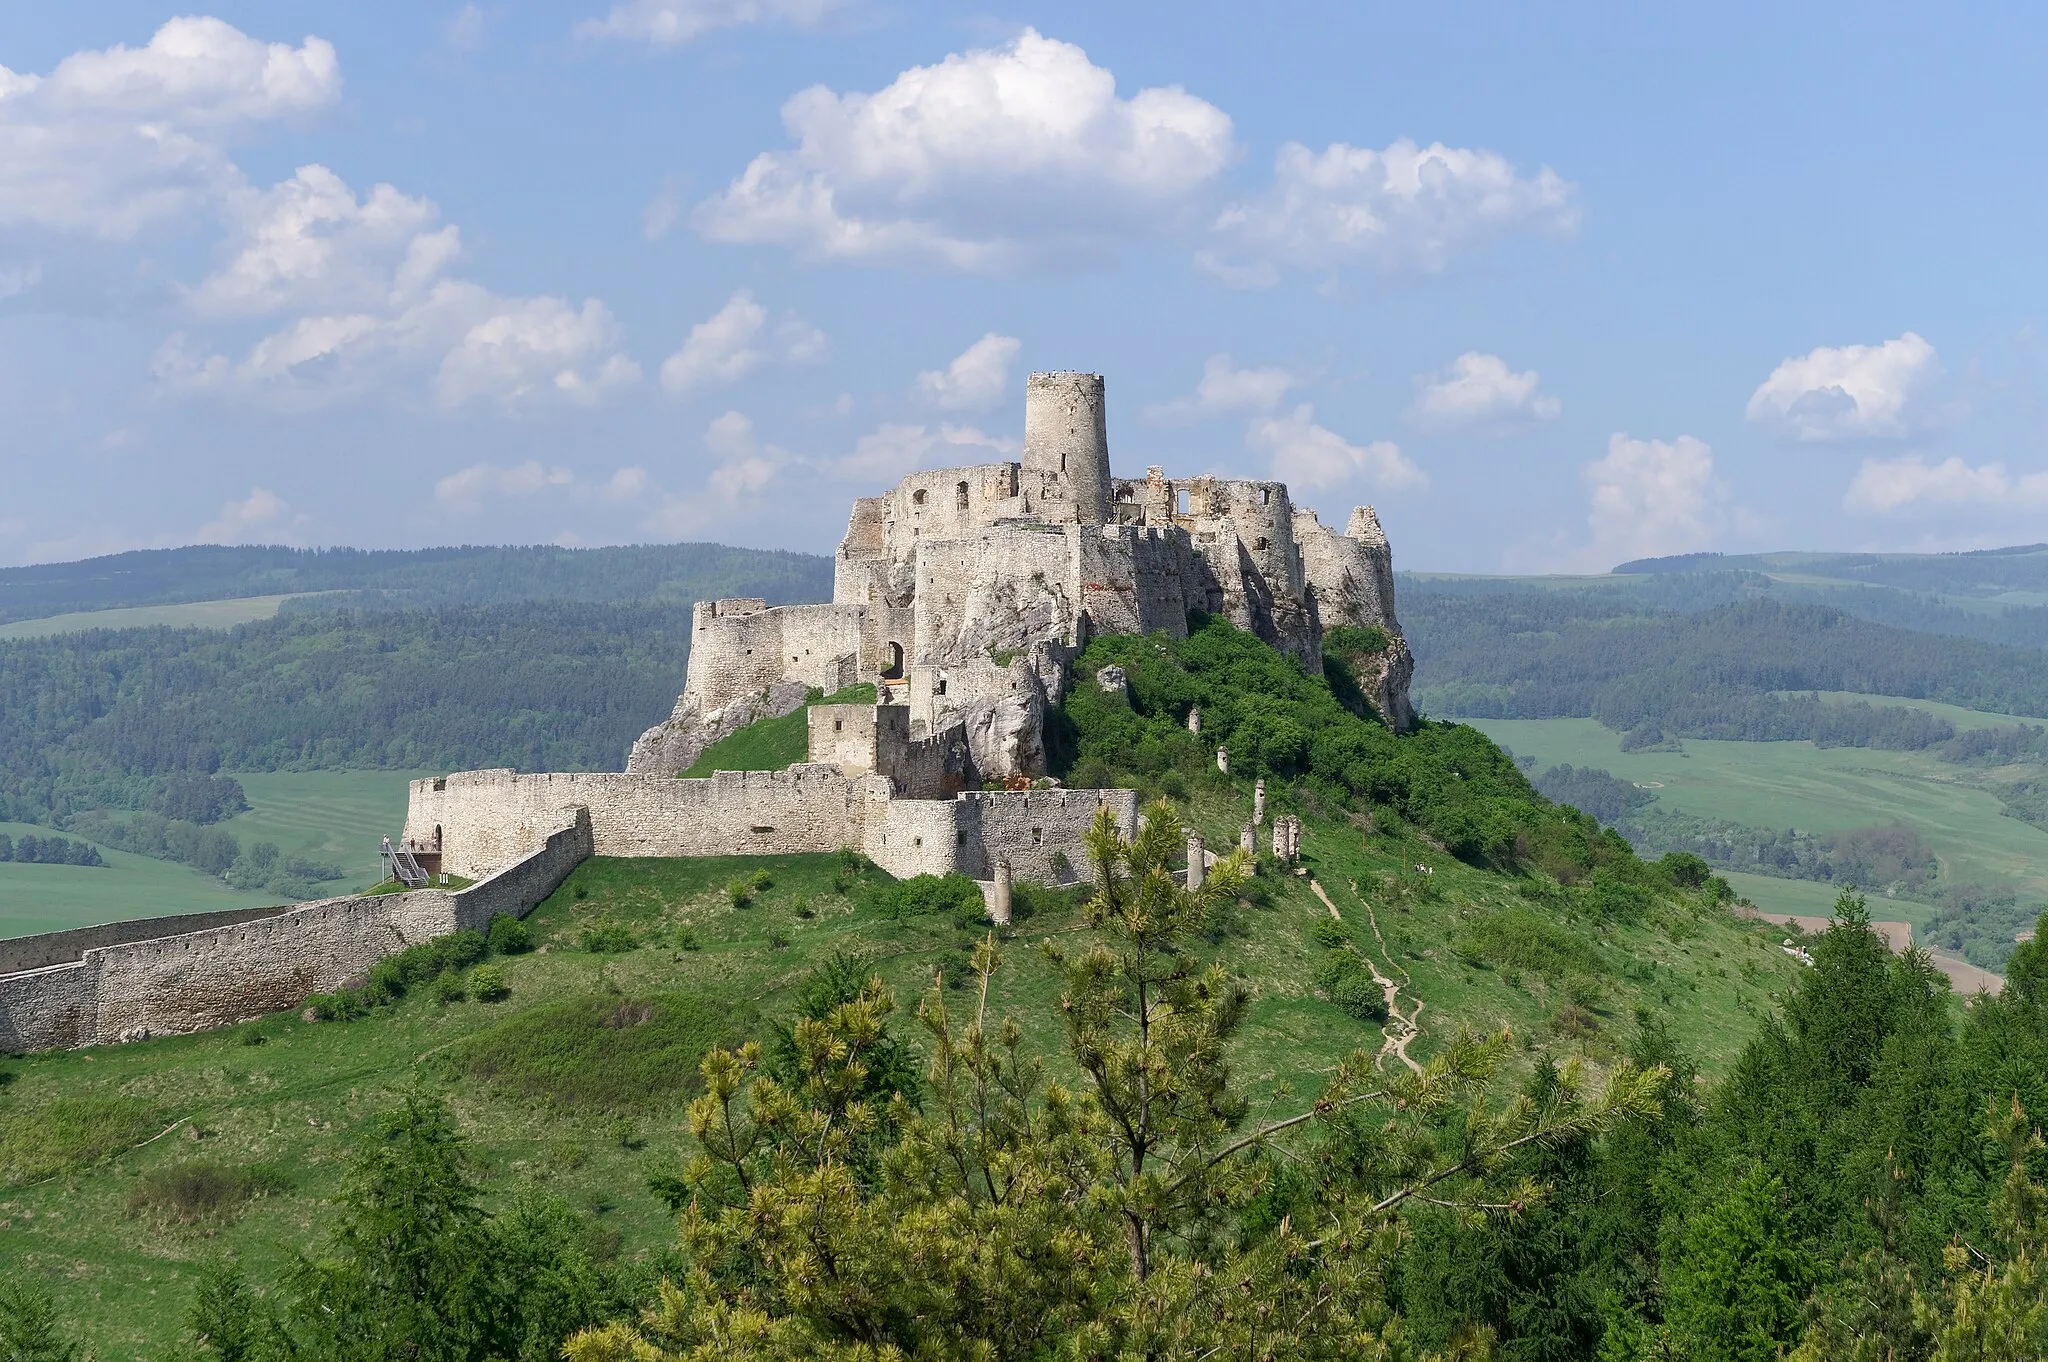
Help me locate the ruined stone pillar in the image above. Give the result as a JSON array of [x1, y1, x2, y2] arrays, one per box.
[[1187, 706, 1201, 735], [1187, 833, 1205, 890], [991, 858, 1013, 926], [1240, 822, 1256, 856], [1216, 746, 1229, 775], [1253, 778, 1266, 826], [1271, 820, 1286, 861]]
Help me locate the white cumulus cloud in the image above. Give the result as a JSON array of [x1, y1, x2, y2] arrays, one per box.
[[196, 486, 299, 543], [577, 0, 845, 46], [1583, 433, 1726, 567], [1843, 455, 2048, 515], [1408, 351, 1559, 429], [1246, 405, 1422, 492], [1144, 353, 1298, 422], [658, 290, 826, 395], [158, 165, 640, 409], [1204, 139, 1577, 284], [694, 28, 1235, 269], [915, 333, 1021, 411], [0, 17, 340, 239], [434, 460, 575, 514], [1746, 332, 1937, 441]]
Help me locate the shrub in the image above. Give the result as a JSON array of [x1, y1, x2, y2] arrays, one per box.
[[1310, 918, 1350, 949], [676, 928, 701, 952], [306, 990, 367, 1022], [1457, 909, 1605, 984], [581, 922, 638, 953], [487, 913, 532, 955], [1314, 948, 1388, 1023], [726, 880, 752, 909], [750, 869, 773, 892], [470, 965, 508, 1001], [864, 873, 986, 921], [432, 973, 466, 1004], [125, 1160, 288, 1228], [448, 993, 756, 1113], [793, 895, 815, 919], [769, 931, 791, 949]]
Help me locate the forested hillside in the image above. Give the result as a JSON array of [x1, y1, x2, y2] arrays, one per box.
[[1404, 592, 2048, 731], [0, 541, 832, 625], [0, 603, 695, 827]]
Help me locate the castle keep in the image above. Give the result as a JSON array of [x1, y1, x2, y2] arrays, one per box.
[[1, 368, 1415, 1051], [627, 370, 1415, 789]]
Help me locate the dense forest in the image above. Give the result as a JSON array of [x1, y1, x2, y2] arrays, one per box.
[[0, 541, 833, 625], [0, 602, 696, 827]]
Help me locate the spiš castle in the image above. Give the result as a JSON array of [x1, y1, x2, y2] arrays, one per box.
[[1, 370, 1415, 1050]]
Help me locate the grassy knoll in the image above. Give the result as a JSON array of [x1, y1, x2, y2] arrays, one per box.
[[681, 683, 877, 775], [0, 819, 1801, 1358], [1468, 715, 2048, 909]]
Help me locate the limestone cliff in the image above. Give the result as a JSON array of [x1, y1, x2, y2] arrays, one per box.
[[629, 371, 1417, 783]]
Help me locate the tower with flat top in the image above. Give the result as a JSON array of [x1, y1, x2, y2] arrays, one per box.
[[1022, 370, 1111, 525]]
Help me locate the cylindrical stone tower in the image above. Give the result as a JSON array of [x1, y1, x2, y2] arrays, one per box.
[[1023, 371, 1111, 525]]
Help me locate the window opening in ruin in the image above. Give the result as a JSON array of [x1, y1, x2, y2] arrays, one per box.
[[883, 641, 904, 679], [1260, 487, 1271, 505], [1176, 489, 1190, 516], [1255, 537, 1269, 551], [834, 719, 843, 733], [913, 488, 927, 506], [956, 481, 968, 509], [936, 674, 948, 696], [957, 830, 967, 845], [1031, 827, 1043, 846]]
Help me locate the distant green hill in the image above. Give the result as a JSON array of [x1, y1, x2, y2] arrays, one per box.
[[0, 541, 833, 627]]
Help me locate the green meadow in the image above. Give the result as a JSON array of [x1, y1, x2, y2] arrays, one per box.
[[0, 770, 429, 939], [1466, 714, 2048, 916]]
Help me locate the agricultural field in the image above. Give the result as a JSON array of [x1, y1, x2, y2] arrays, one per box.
[[0, 795, 1806, 1358], [1468, 715, 2048, 949], [0, 822, 276, 938], [0, 594, 311, 639], [0, 770, 429, 939]]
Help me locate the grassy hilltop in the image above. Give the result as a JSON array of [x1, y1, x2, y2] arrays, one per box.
[[0, 617, 1813, 1358]]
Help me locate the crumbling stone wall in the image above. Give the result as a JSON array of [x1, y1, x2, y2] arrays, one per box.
[[0, 808, 591, 1053], [953, 788, 1139, 882], [0, 904, 289, 975]]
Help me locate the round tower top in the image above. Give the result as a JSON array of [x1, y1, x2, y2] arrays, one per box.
[[1022, 371, 1111, 524]]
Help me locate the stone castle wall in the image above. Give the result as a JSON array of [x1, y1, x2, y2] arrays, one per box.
[[0, 904, 290, 976], [684, 599, 865, 713], [0, 808, 591, 1053]]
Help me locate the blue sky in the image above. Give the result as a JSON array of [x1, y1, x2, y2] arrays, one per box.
[[3, 2, 2046, 572]]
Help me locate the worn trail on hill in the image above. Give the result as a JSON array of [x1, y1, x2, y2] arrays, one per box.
[[1310, 877, 1422, 1074]]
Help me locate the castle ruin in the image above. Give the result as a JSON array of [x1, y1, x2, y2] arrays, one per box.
[[1, 369, 1416, 1051]]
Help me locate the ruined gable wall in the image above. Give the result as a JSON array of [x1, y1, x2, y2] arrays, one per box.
[[1294, 505, 1415, 729], [807, 702, 881, 776], [951, 788, 1139, 882], [683, 601, 865, 712]]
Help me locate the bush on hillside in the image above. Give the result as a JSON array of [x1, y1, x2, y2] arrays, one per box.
[[1053, 614, 1648, 879], [863, 873, 987, 922], [485, 912, 531, 954]]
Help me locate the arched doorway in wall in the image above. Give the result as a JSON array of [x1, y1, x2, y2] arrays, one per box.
[[882, 641, 904, 679]]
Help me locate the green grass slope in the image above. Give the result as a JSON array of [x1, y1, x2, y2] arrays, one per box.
[[681, 683, 876, 775], [0, 619, 1816, 1357]]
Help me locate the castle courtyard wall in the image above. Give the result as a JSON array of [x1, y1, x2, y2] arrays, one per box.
[[0, 808, 591, 1052]]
